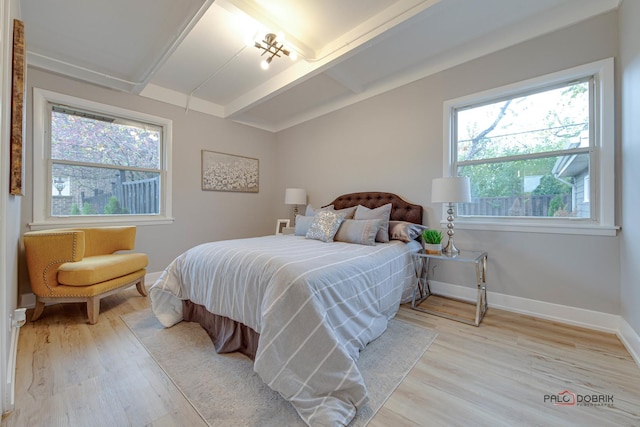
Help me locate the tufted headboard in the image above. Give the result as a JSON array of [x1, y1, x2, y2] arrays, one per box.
[[325, 192, 423, 225]]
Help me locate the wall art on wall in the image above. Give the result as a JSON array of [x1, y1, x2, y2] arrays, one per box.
[[201, 150, 259, 193], [10, 19, 26, 196]]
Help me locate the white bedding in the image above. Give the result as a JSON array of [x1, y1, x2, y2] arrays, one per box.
[[150, 235, 418, 426]]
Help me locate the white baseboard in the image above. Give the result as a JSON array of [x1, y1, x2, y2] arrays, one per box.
[[429, 280, 620, 332], [429, 280, 640, 368], [618, 319, 640, 368]]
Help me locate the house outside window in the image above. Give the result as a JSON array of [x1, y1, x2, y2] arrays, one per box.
[[32, 89, 173, 228], [443, 58, 616, 236]]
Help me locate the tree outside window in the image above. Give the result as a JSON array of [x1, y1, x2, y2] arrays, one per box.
[[453, 80, 591, 219], [50, 106, 162, 217]]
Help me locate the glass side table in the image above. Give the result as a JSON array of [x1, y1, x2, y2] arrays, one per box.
[[411, 249, 488, 326]]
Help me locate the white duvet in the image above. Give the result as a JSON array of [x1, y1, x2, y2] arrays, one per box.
[[150, 235, 418, 426]]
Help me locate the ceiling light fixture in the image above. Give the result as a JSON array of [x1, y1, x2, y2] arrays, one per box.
[[254, 32, 296, 70]]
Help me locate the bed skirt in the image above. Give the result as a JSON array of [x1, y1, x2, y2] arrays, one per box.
[[182, 300, 259, 360]]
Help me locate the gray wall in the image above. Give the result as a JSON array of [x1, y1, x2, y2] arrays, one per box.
[[276, 12, 622, 314], [20, 68, 279, 295], [620, 1, 640, 334]]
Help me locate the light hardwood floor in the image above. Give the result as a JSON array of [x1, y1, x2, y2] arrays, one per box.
[[2, 282, 639, 427]]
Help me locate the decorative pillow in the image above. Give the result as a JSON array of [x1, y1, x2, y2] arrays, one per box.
[[304, 204, 356, 219], [334, 219, 383, 246], [389, 221, 428, 243], [294, 215, 315, 236], [334, 206, 357, 219], [305, 204, 333, 216], [305, 211, 346, 242], [354, 203, 392, 242]]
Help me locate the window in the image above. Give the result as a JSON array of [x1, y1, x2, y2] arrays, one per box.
[[443, 58, 616, 236], [32, 89, 173, 227]]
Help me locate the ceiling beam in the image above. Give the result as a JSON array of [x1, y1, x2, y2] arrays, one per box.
[[323, 67, 364, 94]]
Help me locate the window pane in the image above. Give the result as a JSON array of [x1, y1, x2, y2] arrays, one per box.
[[51, 163, 160, 216], [456, 81, 589, 162], [457, 153, 590, 218], [51, 108, 161, 169]]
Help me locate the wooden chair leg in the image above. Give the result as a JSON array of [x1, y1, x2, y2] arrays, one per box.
[[31, 299, 45, 321], [87, 297, 100, 324], [136, 277, 147, 297]]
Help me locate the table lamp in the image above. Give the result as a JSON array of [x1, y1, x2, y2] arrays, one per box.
[[284, 188, 307, 225], [431, 177, 471, 255]]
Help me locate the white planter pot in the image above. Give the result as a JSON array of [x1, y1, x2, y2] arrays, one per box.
[[423, 243, 442, 254]]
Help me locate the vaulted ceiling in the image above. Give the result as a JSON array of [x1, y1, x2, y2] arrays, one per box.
[[21, 0, 619, 132]]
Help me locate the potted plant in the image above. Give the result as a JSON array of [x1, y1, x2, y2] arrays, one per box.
[[421, 229, 443, 254]]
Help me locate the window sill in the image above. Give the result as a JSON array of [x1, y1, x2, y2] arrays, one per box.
[[28, 216, 175, 231], [442, 219, 619, 237]]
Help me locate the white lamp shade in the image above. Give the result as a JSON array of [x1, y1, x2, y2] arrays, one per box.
[[284, 188, 307, 205], [431, 177, 471, 203]]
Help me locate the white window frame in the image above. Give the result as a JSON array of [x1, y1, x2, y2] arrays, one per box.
[[442, 58, 617, 236], [583, 175, 591, 203], [31, 88, 174, 229]]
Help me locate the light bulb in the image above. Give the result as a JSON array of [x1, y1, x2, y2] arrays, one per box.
[[289, 50, 297, 61], [260, 60, 270, 70]]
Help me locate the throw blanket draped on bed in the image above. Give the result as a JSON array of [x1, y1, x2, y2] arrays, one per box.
[[150, 235, 417, 426]]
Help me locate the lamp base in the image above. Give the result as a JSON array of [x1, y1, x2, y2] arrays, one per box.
[[292, 205, 299, 226], [443, 202, 461, 255], [443, 237, 460, 255]]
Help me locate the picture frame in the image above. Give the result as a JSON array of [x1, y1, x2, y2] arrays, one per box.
[[9, 19, 25, 196], [275, 219, 290, 235], [201, 150, 259, 193]]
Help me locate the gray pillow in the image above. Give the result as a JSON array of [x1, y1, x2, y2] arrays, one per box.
[[305, 204, 333, 216], [334, 206, 357, 219], [294, 215, 315, 236], [354, 203, 392, 242], [334, 219, 382, 246], [305, 211, 346, 242], [304, 204, 356, 219], [389, 221, 428, 242]]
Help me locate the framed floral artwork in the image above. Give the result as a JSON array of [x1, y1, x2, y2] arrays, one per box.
[[201, 150, 259, 192]]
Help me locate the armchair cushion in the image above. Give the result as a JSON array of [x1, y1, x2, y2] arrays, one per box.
[[58, 253, 148, 286], [55, 270, 147, 298]]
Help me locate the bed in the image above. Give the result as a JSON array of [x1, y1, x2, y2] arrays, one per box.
[[149, 192, 424, 426]]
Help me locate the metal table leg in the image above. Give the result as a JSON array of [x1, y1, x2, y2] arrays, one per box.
[[410, 252, 488, 326]]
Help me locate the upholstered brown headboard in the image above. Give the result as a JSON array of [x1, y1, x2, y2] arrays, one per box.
[[325, 192, 423, 224]]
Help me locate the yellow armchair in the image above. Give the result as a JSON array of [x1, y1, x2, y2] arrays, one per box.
[[23, 226, 148, 324]]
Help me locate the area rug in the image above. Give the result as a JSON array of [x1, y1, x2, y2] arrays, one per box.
[[122, 309, 437, 426]]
